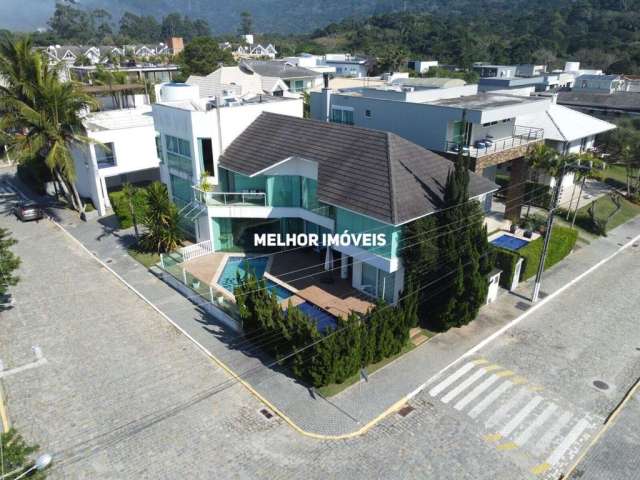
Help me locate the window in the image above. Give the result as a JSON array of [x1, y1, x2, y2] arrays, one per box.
[[365, 109, 372, 118], [169, 174, 193, 207], [331, 107, 354, 125], [292, 79, 305, 93], [155, 135, 163, 162], [95, 142, 115, 168], [165, 135, 192, 175], [198, 138, 214, 177]]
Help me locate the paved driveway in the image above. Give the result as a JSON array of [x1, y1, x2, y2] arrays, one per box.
[[1, 175, 639, 479]]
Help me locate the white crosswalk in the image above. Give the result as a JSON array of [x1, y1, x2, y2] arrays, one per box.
[[427, 358, 597, 477]]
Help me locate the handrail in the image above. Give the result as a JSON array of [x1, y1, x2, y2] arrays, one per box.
[[446, 125, 544, 158], [193, 187, 267, 207]]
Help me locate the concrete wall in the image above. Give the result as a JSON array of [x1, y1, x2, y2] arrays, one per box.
[[71, 120, 160, 215], [311, 93, 459, 151], [153, 98, 303, 203]]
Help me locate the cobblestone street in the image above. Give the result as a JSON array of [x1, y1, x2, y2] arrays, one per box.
[[1, 176, 639, 479]]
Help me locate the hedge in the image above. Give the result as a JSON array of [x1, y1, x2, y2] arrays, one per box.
[[235, 269, 418, 388], [108, 189, 147, 229], [519, 225, 578, 281], [491, 246, 520, 289]]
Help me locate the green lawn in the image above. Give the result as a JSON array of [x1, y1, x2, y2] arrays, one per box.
[[573, 194, 640, 235], [127, 245, 160, 268], [317, 342, 416, 397], [602, 164, 628, 188]]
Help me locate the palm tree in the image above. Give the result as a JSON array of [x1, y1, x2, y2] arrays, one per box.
[[0, 36, 97, 213], [140, 182, 184, 254], [121, 182, 142, 239]]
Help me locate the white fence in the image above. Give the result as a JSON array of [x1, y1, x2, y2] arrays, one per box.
[[180, 240, 213, 262]]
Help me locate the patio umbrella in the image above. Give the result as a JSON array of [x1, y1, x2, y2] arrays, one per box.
[[324, 247, 333, 271]]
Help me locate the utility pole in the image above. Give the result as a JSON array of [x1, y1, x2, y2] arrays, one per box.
[[531, 164, 565, 303]]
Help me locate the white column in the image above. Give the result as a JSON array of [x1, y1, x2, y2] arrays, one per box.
[[340, 253, 349, 280]]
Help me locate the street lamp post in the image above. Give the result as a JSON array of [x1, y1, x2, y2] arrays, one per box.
[[0, 454, 52, 480]]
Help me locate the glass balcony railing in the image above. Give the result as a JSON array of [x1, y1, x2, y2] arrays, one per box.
[[194, 188, 267, 207], [446, 125, 544, 158]]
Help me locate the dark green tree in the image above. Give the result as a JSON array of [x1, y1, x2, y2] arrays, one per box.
[[239, 11, 253, 35], [429, 153, 490, 331], [176, 37, 234, 77], [0, 227, 20, 297], [139, 182, 184, 253]]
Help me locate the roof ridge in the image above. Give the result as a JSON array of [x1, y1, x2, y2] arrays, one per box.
[[545, 108, 567, 142], [385, 133, 398, 225]]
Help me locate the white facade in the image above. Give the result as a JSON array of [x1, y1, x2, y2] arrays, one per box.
[[151, 94, 303, 241], [407, 60, 438, 74], [72, 106, 161, 216]]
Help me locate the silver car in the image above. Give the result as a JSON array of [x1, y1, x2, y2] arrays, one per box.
[[13, 202, 45, 222]]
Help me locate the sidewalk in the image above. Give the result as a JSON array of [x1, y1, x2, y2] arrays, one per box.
[[4, 170, 640, 437]]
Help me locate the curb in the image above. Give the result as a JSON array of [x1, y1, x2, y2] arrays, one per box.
[[561, 377, 640, 479], [49, 214, 640, 441], [10, 169, 637, 441], [48, 216, 408, 440], [0, 380, 10, 432]]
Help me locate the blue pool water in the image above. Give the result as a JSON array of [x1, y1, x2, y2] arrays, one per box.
[[218, 256, 293, 302], [490, 234, 529, 251], [297, 302, 338, 333]]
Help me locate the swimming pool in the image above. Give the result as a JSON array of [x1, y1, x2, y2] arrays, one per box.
[[297, 302, 338, 333], [490, 234, 529, 251], [218, 256, 293, 302]]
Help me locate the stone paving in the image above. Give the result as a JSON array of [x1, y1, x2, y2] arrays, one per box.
[[568, 389, 640, 480], [1, 169, 640, 479]]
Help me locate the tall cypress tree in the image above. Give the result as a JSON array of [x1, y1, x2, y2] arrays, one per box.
[[429, 146, 490, 331]]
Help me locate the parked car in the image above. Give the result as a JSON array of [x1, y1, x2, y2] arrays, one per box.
[[13, 202, 44, 222]]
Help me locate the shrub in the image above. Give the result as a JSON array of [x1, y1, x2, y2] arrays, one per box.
[[491, 246, 520, 289], [235, 269, 415, 388], [519, 225, 578, 280], [108, 188, 147, 229]]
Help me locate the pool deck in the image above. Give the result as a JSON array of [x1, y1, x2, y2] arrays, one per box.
[[268, 250, 373, 318], [181, 252, 228, 286], [181, 249, 374, 319]]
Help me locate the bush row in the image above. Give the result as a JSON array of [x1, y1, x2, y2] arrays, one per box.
[[108, 188, 148, 229], [235, 270, 418, 388], [520, 225, 578, 280], [491, 246, 520, 289]]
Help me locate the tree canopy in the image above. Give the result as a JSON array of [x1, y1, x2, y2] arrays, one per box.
[[176, 37, 235, 78]]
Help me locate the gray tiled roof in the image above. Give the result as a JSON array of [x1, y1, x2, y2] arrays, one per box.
[[242, 60, 319, 80], [219, 113, 498, 225], [557, 91, 640, 112]]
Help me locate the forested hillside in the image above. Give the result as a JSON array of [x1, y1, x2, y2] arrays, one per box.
[[2, 0, 640, 73]]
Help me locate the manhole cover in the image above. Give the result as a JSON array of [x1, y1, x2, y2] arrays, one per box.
[[515, 301, 530, 311], [633, 244, 639, 248], [397, 405, 415, 417], [617, 243, 624, 247], [259, 408, 274, 420], [105, 258, 113, 264], [593, 380, 609, 390]]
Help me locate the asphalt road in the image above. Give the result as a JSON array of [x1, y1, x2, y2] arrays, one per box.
[[1, 176, 639, 479]]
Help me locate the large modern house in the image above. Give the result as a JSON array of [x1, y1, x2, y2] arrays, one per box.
[[310, 79, 615, 220], [169, 112, 497, 304], [151, 83, 304, 239]]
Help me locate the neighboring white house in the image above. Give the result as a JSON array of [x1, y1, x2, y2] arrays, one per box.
[[573, 74, 625, 94], [516, 99, 616, 202], [241, 60, 323, 95], [323, 54, 370, 78], [151, 83, 303, 240], [407, 60, 438, 74], [72, 105, 161, 216], [184, 64, 290, 99]]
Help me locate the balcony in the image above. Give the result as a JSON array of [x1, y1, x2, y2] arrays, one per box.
[[445, 125, 544, 162], [193, 188, 267, 207]]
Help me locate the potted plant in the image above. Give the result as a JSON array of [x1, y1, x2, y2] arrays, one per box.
[[509, 223, 517, 234]]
